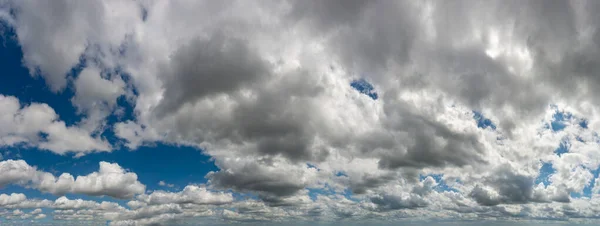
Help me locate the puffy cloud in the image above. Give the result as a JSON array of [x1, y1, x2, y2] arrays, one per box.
[[0, 95, 111, 155], [72, 65, 127, 132], [3, 0, 142, 92], [0, 159, 145, 199], [0, 184, 231, 225], [0, 193, 26, 206], [207, 157, 317, 202], [370, 193, 428, 211], [136, 185, 233, 205]]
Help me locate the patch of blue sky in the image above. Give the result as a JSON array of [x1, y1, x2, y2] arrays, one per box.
[[579, 119, 589, 129], [350, 78, 378, 100], [570, 191, 583, 199], [419, 174, 459, 193], [231, 191, 260, 201], [334, 171, 348, 177], [554, 140, 570, 156], [307, 186, 336, 201], [472, 111, 496, 130], [341, 188, 360, 201], [542, 108, 590, 140], [307, 163, 320, 171], [535, 162, 555, 187], [307, 181, 354, 201], [549, 109, 590, 132]]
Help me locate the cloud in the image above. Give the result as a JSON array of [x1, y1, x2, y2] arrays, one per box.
[[207, 157, 317, 202], [0, 95, 111, 155], [5, 0, 600, 225], [0, 159, 145, 199], [158, 181, 174, 188], [72, 65, 127, 132], [156, 33, 269, 116], [370, 194, 428, 211], [136, 185, 233, 205], [4, 0, 142, 92], [0, 193, 26, 206]]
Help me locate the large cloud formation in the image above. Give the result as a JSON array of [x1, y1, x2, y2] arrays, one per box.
[[2, 0, 600, 225]]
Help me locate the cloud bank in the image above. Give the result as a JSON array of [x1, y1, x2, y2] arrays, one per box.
[[2, 0, 600, 225]]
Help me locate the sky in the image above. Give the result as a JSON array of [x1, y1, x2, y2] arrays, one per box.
[[1, 0, 600, 225]]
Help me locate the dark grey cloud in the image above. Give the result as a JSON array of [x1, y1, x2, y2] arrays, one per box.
[[157, 32, 269, 116], [348, 173, 396, 195], [370, 194, 428, 211], [228, 72, 327, 162], [470, 165, 570, 206], [376, 106, 486, 169], [206, 159, 307, 202]]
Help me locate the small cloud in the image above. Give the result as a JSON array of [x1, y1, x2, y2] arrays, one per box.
[[158, 181, 175, 188]]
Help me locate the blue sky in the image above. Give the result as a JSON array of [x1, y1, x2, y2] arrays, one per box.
[[2, 1, 600, 225]]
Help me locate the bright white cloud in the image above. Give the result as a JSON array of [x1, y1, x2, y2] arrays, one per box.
[[0, 95, 111, 155], [0, 159, 145, 199]]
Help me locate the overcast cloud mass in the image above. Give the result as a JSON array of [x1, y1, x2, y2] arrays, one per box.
[[2, 0, 600, 225]]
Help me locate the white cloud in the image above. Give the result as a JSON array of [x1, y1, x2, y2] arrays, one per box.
[[157, 181, 174, 188], [0, 159, 145, 199], [136, 185, 233, 205], [0, 95, 111, 155], [72, 65, 126, 132], [0, 193, 26, 206]]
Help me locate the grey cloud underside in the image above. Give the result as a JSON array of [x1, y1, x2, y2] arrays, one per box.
[[157, 33, 269, 116], [370, 194, 428, 211], [206, 159, 306, 201], [376, 108, 486, 169], [470, 165, 571, 206]]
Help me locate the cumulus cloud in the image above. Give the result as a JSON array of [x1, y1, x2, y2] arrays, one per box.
[[3, 0, 142, 92], [136, 185, 233, 206], [0, 95, 111, 155], [4, 0, 600, 225], [0, 193, 26, 206], [207, 157, 317, 203], [72, 65, 127, 132], [0, 159, 145, 199]]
